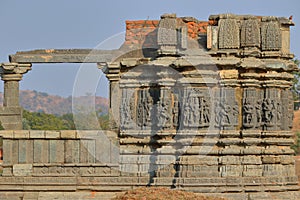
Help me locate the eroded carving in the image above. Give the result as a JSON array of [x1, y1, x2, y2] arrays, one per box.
[[137, 89, 154, 129], [120, 89, 135, 129], [241, 18, 260, 47], [262, 20, 281, 51], [182, 88, 211, 128], [215, 88, 239, 130], [218, 18, 240, 49]]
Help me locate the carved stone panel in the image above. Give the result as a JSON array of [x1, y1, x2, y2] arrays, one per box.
[[241, 19, 260, 48], [215, 88, 239, 130], [157, 14, 177, 54], [120, 88, 135, 130], [218, 18, 240, 49], [263, 89, 282, 130], [261, 21, 281, 51], [157, 89, 172, 129], [242, 88, 264, 129], [182, 88, 211, 129], [137, 89, 154, 130], [281, 90, 294, 130]]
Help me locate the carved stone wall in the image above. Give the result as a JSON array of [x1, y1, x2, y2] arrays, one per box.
[[0, 13, 298, 200]]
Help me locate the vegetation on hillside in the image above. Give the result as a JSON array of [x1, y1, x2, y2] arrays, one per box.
[[0, 90, 109, 116]]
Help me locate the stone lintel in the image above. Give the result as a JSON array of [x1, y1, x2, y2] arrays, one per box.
[[9, 49, 121, 63]]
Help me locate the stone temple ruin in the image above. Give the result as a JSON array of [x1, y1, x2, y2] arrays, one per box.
[[0, 13, 299, 199]]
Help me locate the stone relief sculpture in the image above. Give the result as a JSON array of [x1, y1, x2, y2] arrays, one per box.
[[182, 89, 211, 128], [218, 17, 240, 49], [215, 88, 239, 130], [157, 14, 177, 54], [173, 98, 179, 128], [120, 89, 135, 129], [241, 18, 260, 47], [243, 100, 255, 127], [261, 18, 281, 51], [137, 89, 153, 129], [157, 100, 172, 128]]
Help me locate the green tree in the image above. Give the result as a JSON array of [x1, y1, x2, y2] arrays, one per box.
[[292, 59, 300, 101], [23, 110, 69, 130]]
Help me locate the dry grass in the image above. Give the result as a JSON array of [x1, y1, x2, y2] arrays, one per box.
[[112, 187, 226, 200]]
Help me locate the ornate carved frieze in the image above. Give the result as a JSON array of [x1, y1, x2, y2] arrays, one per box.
[[218, 18, 240, 49], [241, 18, 260, 48]]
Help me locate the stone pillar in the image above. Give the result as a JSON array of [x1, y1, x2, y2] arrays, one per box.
[[0, 63, 31, 130]]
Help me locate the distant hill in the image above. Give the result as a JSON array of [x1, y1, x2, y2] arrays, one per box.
[[0, 90, 109, 116]]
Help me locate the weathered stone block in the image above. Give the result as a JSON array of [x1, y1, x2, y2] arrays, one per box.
[[243, 165, 263, 177], [18, 140, 33, 164], [60, 130, 76, 139], [13, 164, 32, 176], [220, 165, 242, 177], [263, 164, 283, 177], [33, 140, 49, 163], [30, 131, 45, 139], [219, 156, 241, 165], [65, 140, 80, 163], [14, 130, 29, 139], [45, 131, 60, 139], [242, 156, 262, 165], [49, 140, 64, 163]]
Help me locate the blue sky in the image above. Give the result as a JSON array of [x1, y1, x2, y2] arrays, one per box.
[[0, 0, 299, 98]]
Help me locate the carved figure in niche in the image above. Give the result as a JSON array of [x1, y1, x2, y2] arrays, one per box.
[[276, 101, 282, 121], [157, 100, 171, 128], [183, 102, 191, 126], [262, 99, 274, 124], [173, 100, 179, 127], [120, 98, 132, 128], [201, 98, 210, 124], [221, 104, 231, 125], [144, 94, 153, 127], [256, 100, 262, 125], [191, 96, 200, 126], [243, 101, 255, 125], [136, 90, 153, 129]]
